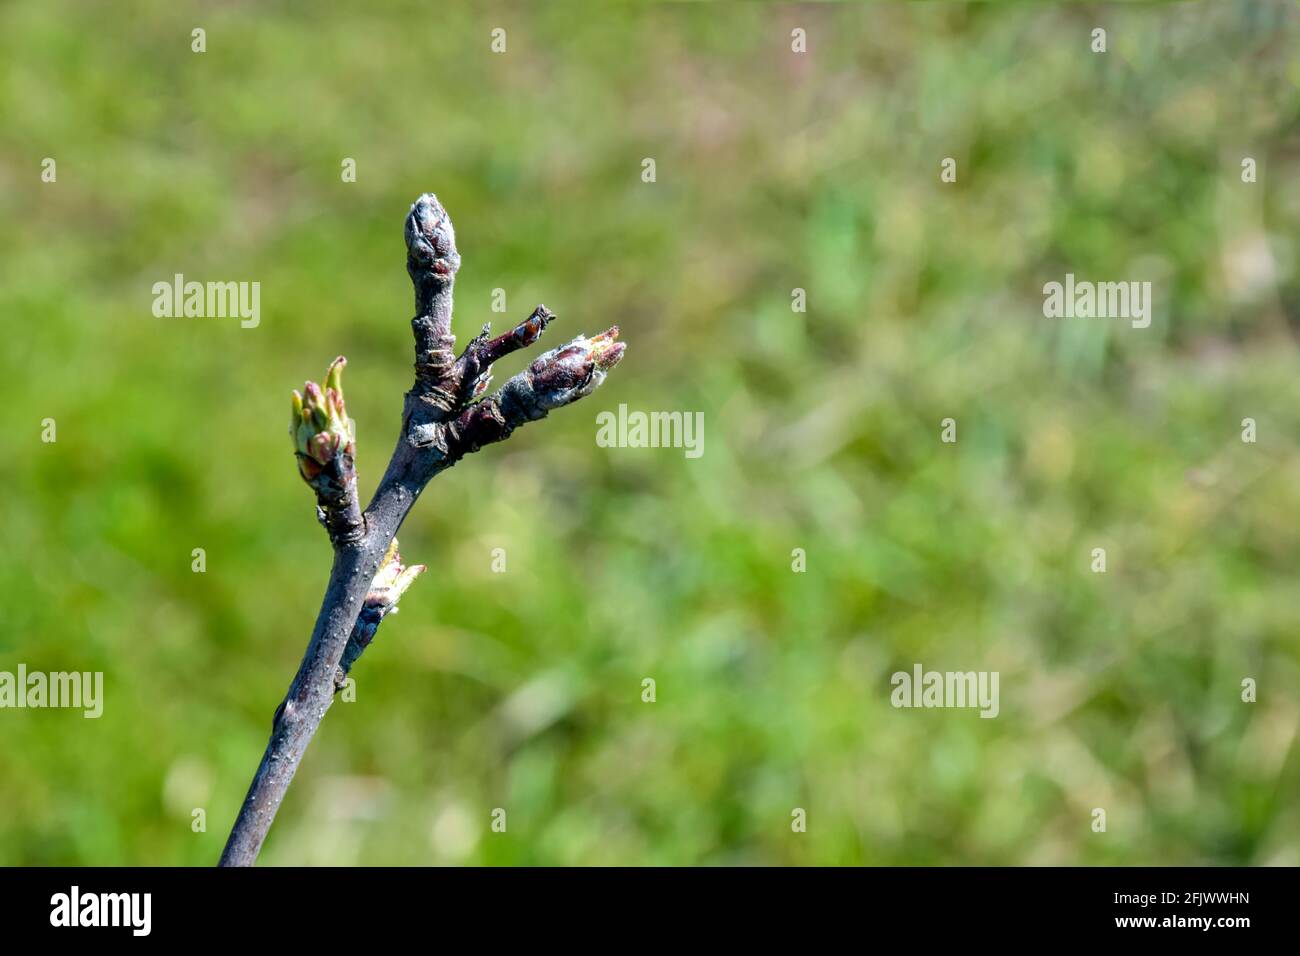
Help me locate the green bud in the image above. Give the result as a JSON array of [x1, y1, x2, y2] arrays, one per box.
[[290, 356, 356, 482], [587, 326, 625, 371], [366, 539, 426, 616]]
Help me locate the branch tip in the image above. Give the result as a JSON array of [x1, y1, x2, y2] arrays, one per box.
[[405, 192, 461, 287]]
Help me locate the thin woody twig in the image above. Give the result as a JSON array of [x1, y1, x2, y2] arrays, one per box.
[[218, 194, 625, 867]]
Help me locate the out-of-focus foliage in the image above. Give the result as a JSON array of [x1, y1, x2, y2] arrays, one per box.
[[1, 0, 1298, 865]]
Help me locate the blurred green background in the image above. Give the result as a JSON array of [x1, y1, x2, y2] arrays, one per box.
[[2, 0, 1299, 866]]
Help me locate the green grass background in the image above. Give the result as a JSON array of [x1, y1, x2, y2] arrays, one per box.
[[1, 0, 1299, 865]]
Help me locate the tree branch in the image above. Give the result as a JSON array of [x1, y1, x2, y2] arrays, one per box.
[[218, 193, 625, 866]]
